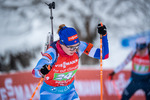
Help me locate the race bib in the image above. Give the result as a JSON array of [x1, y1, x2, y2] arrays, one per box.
[[134, 64, 149, 73], [53, 69, 77, 81]]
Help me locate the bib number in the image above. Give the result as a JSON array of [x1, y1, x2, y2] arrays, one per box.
[[134, 64, 149, 73], [53, 69, 77, 81]]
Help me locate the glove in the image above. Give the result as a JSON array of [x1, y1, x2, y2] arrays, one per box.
[[108, 71, 115, 80], [97, 23, 107, 36], [40, 64, 51, 75]]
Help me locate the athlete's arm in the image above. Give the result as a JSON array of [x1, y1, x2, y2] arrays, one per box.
[[114, 50, 136, 73], [78, 34, 109, 60], [32, 47, 56, 78]]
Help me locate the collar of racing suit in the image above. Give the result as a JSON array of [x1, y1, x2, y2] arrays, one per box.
[[56, 40, 71, 57]]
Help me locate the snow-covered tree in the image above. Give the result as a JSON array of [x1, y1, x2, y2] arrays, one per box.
[[0, 0, 150, 72]]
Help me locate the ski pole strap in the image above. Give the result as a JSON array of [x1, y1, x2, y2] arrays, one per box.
[[100, 22, 103, 27], [84, 43, 93, 55], [47, 65, 51, 70]]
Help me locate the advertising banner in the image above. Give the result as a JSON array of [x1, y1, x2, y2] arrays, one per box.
[[0, 69, 145, 100]]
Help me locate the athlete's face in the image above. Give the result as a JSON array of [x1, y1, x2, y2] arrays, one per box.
[[61, 43, 80, 56], [137, 47, 147, 56]]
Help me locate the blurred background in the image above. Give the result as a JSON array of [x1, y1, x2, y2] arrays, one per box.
[[0, 0, 150, 100], [0, 0, 150, 72]]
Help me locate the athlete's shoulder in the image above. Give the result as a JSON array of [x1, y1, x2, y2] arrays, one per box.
[[42, 41, 58, 61], [46, 41, 58, 54]]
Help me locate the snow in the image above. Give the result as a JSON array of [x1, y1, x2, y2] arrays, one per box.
[[0, 0, 150, 72]]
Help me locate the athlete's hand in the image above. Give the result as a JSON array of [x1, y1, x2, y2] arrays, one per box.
[[108, 71, 115, 80], [97, 23, 107, 36], [40, 64, 51, 75]]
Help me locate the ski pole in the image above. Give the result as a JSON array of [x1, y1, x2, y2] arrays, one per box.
[[108, 76, 121, 99], [100, 22, 103, 100], [112, 80, 121, 99], [30, 78, 44, 100], [30, 66, 51, 100]]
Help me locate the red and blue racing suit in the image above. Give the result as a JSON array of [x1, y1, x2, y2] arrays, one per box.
[[114, 49, 150, 100], [32, 35, 109, 100]]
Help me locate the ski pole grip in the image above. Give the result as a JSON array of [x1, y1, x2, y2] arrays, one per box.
[[47, 65, 51, 70], [100, 22, 103, 26], [100, 22, 103, 39]]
